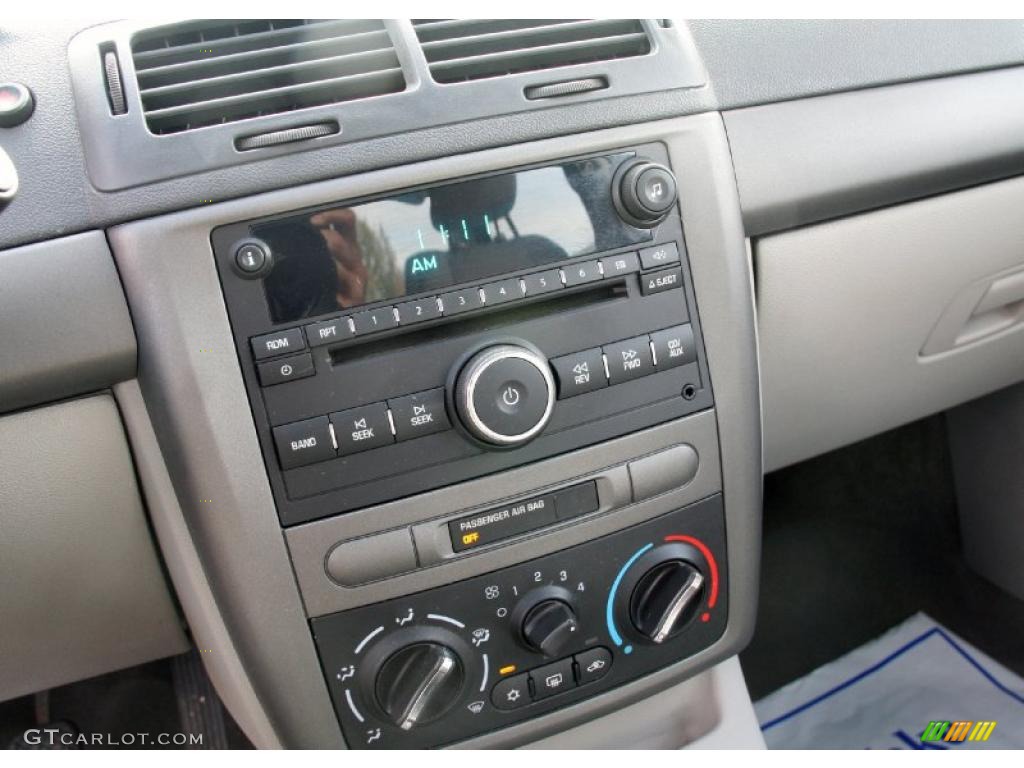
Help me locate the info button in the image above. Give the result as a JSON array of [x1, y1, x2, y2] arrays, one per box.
[[449, 494, 556, 552]]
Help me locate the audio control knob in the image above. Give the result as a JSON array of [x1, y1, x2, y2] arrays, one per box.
[[613, 159, 678, 228], [454, 343, 555, 447], [521, 599, 579, 657], [374, 642, 465, 730], [630, 559, 705, 644]]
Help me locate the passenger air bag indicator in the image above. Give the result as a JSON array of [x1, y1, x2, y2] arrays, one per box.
[[449, 494, 557, 552]]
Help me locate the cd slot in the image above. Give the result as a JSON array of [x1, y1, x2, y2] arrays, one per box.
[[329, 279, 628, 366]]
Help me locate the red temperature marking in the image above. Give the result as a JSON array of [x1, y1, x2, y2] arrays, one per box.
[[664, 534, 719, 609]]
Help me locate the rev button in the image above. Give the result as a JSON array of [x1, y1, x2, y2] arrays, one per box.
[[330, 403, 394, 456], [550, 348, 607, 399]]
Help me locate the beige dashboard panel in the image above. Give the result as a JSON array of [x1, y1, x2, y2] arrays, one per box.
[[0, 394, 188, 701], [757, 174, 1024, 471]]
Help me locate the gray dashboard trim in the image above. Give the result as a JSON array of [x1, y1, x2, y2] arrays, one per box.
[[69, 19, 705, 190], [107, 113, 760, 748], [0, 231, 136, 415], [113, 380, 285, 748], [7, 20, 1024, 251], [725, 65, 1024, 236], [288, 412, 722, 618], [690, 19, 1024, 110]]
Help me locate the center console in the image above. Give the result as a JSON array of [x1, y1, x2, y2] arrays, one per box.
[[109, 114, 761, 749]]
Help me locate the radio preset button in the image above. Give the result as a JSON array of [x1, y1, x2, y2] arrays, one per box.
[[305, 317, 353, 347], [481, 277, 525, 306], [273, 416, 335, 470], [640, 266, 683, 296], [530, 658, 576, 700], [388, 388, 450, 442], [599, 252, 641, 279], [522, 269, 563, 296], [257, 352, 315, 387], [251, 328, 305, 360], [639, 242, 680, 270], [550, 348, 607, 399], [603, 335, 655, 385], [651, 324, 696, 370], [397, 297, 442, 325], [440, 287, 484, 316], [330, 403, 394, 455], [352, 306, 399, 335], [561, 260, 602, 287]]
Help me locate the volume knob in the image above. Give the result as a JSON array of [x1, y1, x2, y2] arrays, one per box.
[[454, 343, 555, 447]]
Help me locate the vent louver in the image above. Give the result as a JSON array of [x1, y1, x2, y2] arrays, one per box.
[[412, 19, 652, 84], [131, 19, 405, 135]]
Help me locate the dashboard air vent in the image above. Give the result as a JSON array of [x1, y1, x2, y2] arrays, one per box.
[[412, 19, 651, 84], [131, 19, 405, 135]]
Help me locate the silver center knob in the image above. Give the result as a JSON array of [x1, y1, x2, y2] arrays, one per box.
[[454, 344, 556, 447]]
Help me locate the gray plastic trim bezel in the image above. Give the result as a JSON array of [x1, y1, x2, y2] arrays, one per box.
[[107, 113, 760, 748], [68, 19, 706, 191]]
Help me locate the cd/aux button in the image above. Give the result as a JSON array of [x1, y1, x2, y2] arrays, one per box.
[[330, 403, 394, 455]]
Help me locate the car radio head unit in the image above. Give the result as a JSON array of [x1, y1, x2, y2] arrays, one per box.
[[212, 141, 711, 527]]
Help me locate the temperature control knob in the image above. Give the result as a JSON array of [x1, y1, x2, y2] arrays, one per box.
[[521, 599, 579, 657], [374, 642, 465, 730], [454, 343, 555, 447], [629, 559, 705, 644], [613, 158, 678, 228]]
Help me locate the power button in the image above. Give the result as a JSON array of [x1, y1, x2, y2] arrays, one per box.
[[455, 345, 555, 447]]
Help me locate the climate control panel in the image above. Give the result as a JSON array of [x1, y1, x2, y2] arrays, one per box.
[[311, 495, 727, 749]]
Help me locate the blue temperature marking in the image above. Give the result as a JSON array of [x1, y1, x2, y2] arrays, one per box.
[[484, 213, 492, 237], [461, 218, 469, 240], [606, 543, 653, 650]]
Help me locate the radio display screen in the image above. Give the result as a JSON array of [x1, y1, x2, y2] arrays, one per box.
[[253, 152, 653, 324]]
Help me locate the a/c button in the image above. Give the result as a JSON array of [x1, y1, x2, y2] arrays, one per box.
[[492, 672, 531, 710]]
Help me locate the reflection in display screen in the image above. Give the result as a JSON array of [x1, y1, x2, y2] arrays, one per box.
[[256, 153, 652, 323]]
